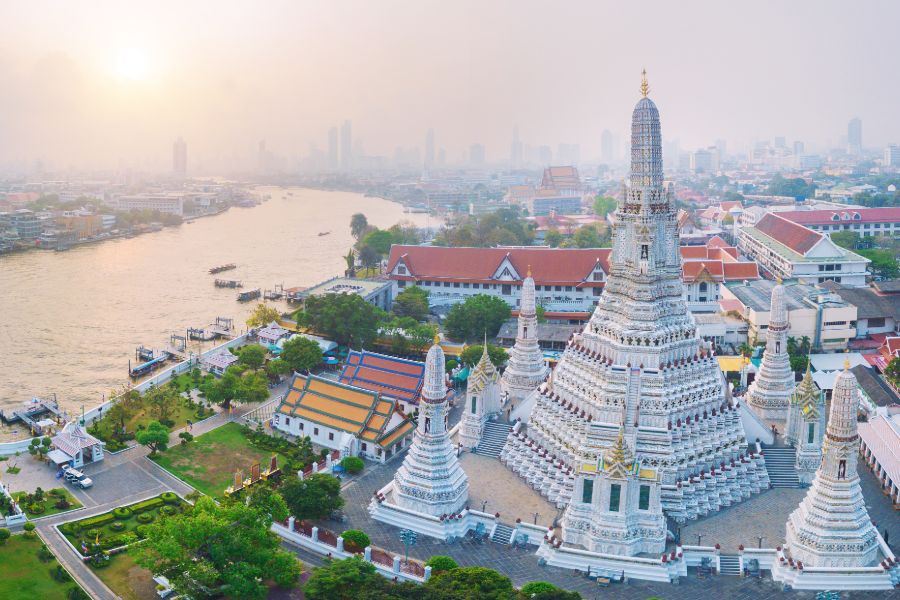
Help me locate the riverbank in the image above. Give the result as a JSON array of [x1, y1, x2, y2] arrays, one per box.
[[0, 187, 427, 416]]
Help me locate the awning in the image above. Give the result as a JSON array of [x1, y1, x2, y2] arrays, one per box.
[[47, 449, 73, 465]]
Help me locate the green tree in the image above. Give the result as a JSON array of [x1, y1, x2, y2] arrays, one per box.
[[145, 385, 180, 425], [132, 496, 301, 600], [572, 225, 601, 248], [886, 356, 900, 386], [425, 555, 458, 574], [543, 229, 563, 248], [360, 229, 394, 256], [350, 213, 369, 240], [238, 371, 271, 404], [357, 244, 380, 271], [592, 195, 616, 217], [767, 173, 816, 199], [280, 473, 344, 520], [0, 528, 9, 544], [444, 295, 511, 342], [203, 367, 242, 407], [265, 358, 291, 379], [343, 249, 357, 277], [459, 344, 509, 368], [298, 293, 385, 348], [237, 344, 267, 370], [279, 336, 323, 373], [136, 421, 169, 456], [535, 304, 546, 323], [425, 566, 517, 599], [339, 456, 364, 474], [303, 556, 380, 600], [858, 248, 900, 278], [105, 389, 141, 440], [340, 529, 370, 551], [245, 303, 281, 329], [393, 285, 430, 321], [246, 486, 289, 523]]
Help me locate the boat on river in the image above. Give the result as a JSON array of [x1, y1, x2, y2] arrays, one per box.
[[214, 279, 243, 288], [317, 231, 331, 237], [209, 263, 236, 274], [237, 288, 261, 302]]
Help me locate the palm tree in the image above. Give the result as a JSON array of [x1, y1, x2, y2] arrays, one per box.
[[350, 213, 368, 240], [343, 249, 356, 277]]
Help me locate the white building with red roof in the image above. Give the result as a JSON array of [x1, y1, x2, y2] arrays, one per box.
[[776, 207, 900, 237], [860, 405, 900, 508], [737, 213, 870, 286]]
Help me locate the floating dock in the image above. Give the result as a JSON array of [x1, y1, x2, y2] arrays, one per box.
[[238, 288, 261, 302], [0, 397, 63, 433]]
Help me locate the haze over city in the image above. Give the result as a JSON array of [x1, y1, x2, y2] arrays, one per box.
[[1, 0, 899, 172]]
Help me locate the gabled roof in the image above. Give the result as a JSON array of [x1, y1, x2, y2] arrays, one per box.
[[777, 207, 900, 226], [277, 373, 414, 448], [850, 365, 899, 408], [339, 350, 425, 405], [257, 320, 289, 342], [52, 422, 102, 457], [754, 213, 823, 255], [820, 282, 900, 320]]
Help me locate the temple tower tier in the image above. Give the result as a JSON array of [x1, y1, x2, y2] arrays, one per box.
[[392, 340, 469, 516], [785, 364, 825, 485], [501, 72, 767, 527], [746, 282, 795, 424], [500, 272, 550, 406], [784, 363, 880, 567], [460, 342, 501, 450]]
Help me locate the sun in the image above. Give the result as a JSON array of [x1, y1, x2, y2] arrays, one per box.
[[113, 47, 152, 82]]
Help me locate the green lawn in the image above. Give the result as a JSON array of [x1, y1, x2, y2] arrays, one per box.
[[93, 552, 158, 600], [13, 487, 82, 518], [0, 534, 83, 600], [91, 396, 210, 451], [151, 422, 289, 498]]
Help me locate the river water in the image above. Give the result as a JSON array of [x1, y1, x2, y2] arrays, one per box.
[[0, 187, 427, 416]]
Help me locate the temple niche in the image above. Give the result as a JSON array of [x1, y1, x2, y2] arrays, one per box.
[[784, 364, 825, 485], [459, 341, 501, 450]]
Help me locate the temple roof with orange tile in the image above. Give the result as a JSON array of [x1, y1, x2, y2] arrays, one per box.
[[339, 350, 425, 404]]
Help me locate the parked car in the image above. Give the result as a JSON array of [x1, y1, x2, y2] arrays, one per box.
[[73, 477, 93, 489]]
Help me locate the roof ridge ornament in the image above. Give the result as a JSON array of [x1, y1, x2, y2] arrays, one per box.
[[640, 68, 650, 98]]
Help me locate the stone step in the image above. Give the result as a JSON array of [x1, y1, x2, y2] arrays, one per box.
[[761, 446, 800, 488], [719, 554, 741, 576], [475, 422, 513, 458], [491, 523, 514, 545]]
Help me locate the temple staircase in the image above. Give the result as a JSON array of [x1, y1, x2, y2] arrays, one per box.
[[762, 446, 800, 488], [475, 421, 512, 459], [491, 522, 514, 545], [718, 554, 741, 576]]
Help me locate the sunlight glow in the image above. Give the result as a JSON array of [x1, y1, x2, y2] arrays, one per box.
[[113, 47, 152, 82]]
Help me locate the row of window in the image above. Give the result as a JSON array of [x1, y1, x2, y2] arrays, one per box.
[[283, 417, 333, 441], [818, 263, 842, 272], [582, 480, 651, 511]]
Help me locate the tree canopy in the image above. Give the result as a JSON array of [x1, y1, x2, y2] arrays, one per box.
[[592, 195, 616, 217], [136, 421, 170, 456], [350, 213, 369, 240], [246, 303, 282, 329], [425, 566, 518, 600], [459, 344, 508, 368], [433, 208, 533, 248], [237, 345, 267, 370], [280, 473, 344, 520], [767, 173, 816, 199], [132, 495, 301, 600], [885, 356, 900, 387], [279, 336, 323, 373], [393, 285, 430, 321], [444, 295, 511, 342], [858, 248, 900, 279], [297, 293, 385, 348], [543, 229, 563, 248]]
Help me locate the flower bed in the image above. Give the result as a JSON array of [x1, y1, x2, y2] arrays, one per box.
[[13, 487, 82, 519], [60, 493, 188, 563]]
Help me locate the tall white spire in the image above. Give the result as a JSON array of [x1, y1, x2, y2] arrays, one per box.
[[746, 281, 795, 423], [784, 363, 880, 567], [500, 270, 550, 405], [391, 338, 469, 516]]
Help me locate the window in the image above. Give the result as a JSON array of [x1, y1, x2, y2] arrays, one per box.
[[593, 287, 602, 296], [807, 422, 815, 444], [453, 282, 460, 288], [609, 484, 621, 512], [463, 283, 470, 288], [471, 396, 477, 414], [443, 282, 450, 287], [638, 485, 650, 510], [824, 321, 847, 327], [284, 417, 290, 426], [398, 280, 406, 288], [472, 283, 479, 289], [582, 479, 593, 504], [299, 422, 304, 430], [641, 244, 649, 260], [502, 284, 512, 295], [555, 285, 562, 291], [314, 427, 319, 436], [328, 432, 334, 441], [868, 317, 886, 328], [699, 282, 708, 292], [593, 272, 603, 281], [565, 286, 573, 292], [362, 443, 367, 451], [397, 265, 407, 275]]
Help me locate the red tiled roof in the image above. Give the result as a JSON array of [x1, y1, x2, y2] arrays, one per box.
[[719, 299, 745, 313], [723, 262, 760, 280], [720, 201, 743, 212], [707, 235, 731, 249], [777, 207, 900, 226], [754, 213, 823, 255], [339, 350, 425, 404]]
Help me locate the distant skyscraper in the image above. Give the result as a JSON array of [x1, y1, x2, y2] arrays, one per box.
[[173, 137, 187, 177], [328, 127, 339, 170], [774, 136, 786, 149], [885, 145, 900, 168], [340, 120, 353, 170], [715, 139, 727, 160], [793, 140, 805, 156], [600, 129, 614, 163], [510, 126, 523, 168], [469, 143, 485, 167], [847, 117, 862, 155], [424, 128, 435, 170], [437, 148, 446, 167], [537, 145, 552, 166], [557, 143, 580, 165]]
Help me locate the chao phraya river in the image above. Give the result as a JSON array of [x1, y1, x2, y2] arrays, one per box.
[[0, 187, 427, 417]]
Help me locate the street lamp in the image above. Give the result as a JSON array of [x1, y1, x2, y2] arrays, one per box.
[[533, 512, 540, 525], [697, 534, 703, 546], [481, 500, 488, 512], [757, 536, 765, 549], [399, 529, 417, 564]]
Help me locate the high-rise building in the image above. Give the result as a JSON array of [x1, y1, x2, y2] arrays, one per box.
[[600, 129, 615, 164], [847, 117, 862, 155], [424, 128, 435, 171], [793, 140, 805, 156], [715, 139, 727, 160], [469, 143, 485, 167], [173, 137, 187, 177], [340, 120, 353, 170], [327, 127, 338, 170], [884, 144, 900, 168], [557, 143, 580, 166], [510, 126, 523, 168], [537, 145, 552, 166], [774, 136, 786, 149]]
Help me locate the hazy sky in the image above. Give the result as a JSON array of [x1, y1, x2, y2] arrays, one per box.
[[1, 1, 898, 171]]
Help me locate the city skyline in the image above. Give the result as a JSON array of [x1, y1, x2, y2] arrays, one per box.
[[0, 1, 898, 172]]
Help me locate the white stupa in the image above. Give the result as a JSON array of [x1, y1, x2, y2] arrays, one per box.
[[784, 362, 880, 567], [391, 338, 469, 516], [459, 340, 501, 450], [746, 281, 796, 424], [784, 364, 825, 485], [500, 268, 550, 406]]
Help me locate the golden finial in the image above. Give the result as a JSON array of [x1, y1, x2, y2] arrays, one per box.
[[433, 334, 441, 346], [843, 357, 850, 370], [527, 264, 532, 278], [775, 275, 783, 285], [640, 68, 650, 98]]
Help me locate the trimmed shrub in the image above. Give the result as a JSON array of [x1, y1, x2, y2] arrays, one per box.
[[109, 521, 126, 532], [129, 497, 164, 513], [159, 505, 177, 516], [59, 523, 75, 535], [0, 528, 9, 544], [134, 525, 150, 539], [520, 582, 559, 596], [49, 488, 65, 497], [28, 502, 46, 515], [341, 529, 370, 553], [76, 513, 115, 529], [112, 507, 133, 520], [136, 512, 154, 524], [23, 521, 36, 538], [55, 498, 72, 510], [160, 491, 179, 504], [68, 586, 90, 600], [425, 555, 459, 573], [51, 565, 72, 583], [340, 456, 365, 474], [38, 544, 55, 562]]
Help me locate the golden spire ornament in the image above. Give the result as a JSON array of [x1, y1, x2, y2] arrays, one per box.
[[640, 68, 650, 98]]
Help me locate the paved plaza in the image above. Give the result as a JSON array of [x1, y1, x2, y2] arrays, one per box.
[[459, 452, 558, 527]]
